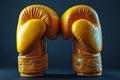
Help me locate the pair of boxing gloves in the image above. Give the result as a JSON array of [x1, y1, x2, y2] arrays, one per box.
[[16, 5, 102, 77]]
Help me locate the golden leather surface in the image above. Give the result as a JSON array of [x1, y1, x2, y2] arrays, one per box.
[[61, 5, 102, 53]]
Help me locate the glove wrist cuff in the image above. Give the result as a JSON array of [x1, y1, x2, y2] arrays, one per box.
[[18, 53, 48, 77], [72, 53, 102, 76]]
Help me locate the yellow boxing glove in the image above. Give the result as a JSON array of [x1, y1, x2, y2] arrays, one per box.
[[60, 5, 102, 76], [16, 5, 59, 77]]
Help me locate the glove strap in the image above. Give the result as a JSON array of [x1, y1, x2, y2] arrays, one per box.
[[72, 53, 102, 76], [18, 53, 48, 77]]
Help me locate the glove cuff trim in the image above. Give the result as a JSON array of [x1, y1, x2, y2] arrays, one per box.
[[72, 53, 102, 76], [18, 53, 48, 77]]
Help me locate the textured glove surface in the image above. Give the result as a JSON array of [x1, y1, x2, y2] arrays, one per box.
[[17, 5, 59, 54], [61, 5, 102, 53]]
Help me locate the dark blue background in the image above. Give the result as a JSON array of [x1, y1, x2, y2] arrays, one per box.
[[0, 0, 120, 79]]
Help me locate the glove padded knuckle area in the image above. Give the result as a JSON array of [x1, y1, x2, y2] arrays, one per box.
[[18, 5, 59, 40], [61, 5, 102, 53], [60, 5, 100, 39], [17, 5, 59, 53]]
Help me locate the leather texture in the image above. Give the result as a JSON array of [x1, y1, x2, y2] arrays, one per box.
[[17, 5, 59, 54], [60, 5, 102, 54], [16, 5, 59, 77], [60, 5, 103, 76]]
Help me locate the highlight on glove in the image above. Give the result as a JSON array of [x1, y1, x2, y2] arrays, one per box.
[[16, 5, 59, 77], [60, 5, 102, 76]]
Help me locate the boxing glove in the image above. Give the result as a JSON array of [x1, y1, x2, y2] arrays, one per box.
[[16, 5, 59, 77], [60, 5, 102, 76]]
